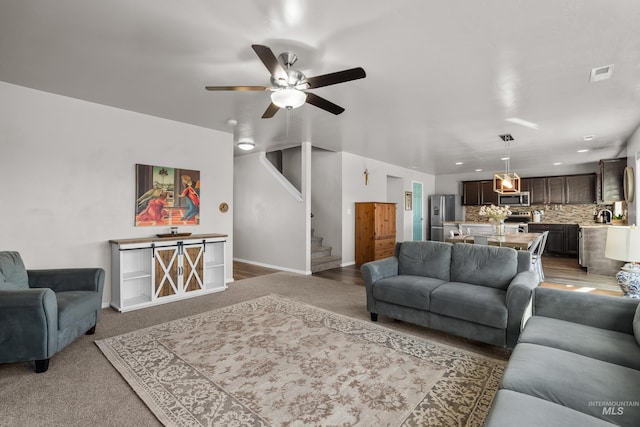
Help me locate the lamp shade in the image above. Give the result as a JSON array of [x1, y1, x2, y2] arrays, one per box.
[[605, 226, 640, 262], [271, 88, 306, 109]]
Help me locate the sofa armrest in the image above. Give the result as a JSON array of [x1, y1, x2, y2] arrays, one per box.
[[361, 257, 399, 313], [28, 268, 105, 295], [0, 288, 58, 363], [505, 270, 540, 348], [533, 287, 639, 334], [361, 257, 399, 287]]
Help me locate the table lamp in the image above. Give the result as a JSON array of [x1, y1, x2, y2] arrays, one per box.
[[605, 225, 640, 298]]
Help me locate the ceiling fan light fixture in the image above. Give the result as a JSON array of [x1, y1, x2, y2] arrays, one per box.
[[271, 88, 306, 109], [237, 137, 255, 151]]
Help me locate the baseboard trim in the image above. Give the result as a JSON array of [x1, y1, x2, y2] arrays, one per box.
[[234, 258, 310, 276]]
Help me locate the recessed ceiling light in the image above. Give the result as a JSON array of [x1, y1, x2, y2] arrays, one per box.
[[455, 162, 464, 165], [577, 149, 589, 153], [500, 157, 510, 161], [583, 135, 595, 141], [553, 162, 563, 166], [506, 118, 539, 130], [475, 169, 482, 172]]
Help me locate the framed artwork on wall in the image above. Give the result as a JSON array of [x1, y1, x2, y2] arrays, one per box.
[[135, 164, 200, 226], [405, 191, 413, 210]]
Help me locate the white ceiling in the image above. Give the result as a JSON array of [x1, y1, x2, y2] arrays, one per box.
[[2, 0, 639, 176]]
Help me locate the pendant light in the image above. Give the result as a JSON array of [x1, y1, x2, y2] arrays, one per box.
[[493, 134, 521, 194]]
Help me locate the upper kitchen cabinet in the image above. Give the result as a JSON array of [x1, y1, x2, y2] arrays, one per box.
[[480, 180, 499, 205], [599, 158, 626, 202], [463, 181, 481, 205], [565, 174, 596, 204], [462, 180, 498, 205], [523, 174, 596, 205]]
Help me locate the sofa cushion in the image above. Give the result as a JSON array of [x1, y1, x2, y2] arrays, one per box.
[[430, 282, 507, 328], [372, 275, 446, 311], [634, 303, 640, 346], [450, 244, 518, 290], [500, 343, 640, 427], [56, 291, 100, 330], [485, 390, 618, 427], [0, 251, 29, 289], [519, 316, 640, 370], [397, 241, 452, 281]]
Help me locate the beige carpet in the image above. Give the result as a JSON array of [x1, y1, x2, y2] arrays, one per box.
[[96, 294, 504, 427]]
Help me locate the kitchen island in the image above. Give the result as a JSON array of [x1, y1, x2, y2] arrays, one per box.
[[578, 225, 625, 275]]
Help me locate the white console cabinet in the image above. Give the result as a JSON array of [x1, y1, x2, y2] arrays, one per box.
[[109, 233, 227, 312]]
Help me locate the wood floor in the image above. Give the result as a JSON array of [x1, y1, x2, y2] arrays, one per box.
[[234, 256, 622, 297]]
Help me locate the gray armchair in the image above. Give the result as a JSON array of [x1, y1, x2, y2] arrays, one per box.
[[0, 251, 104, 373]]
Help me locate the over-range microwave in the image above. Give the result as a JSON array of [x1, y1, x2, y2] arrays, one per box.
[[498, 192, 530, 207]]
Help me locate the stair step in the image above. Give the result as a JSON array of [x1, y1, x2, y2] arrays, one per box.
[[311, 255, 342, 273], [311, 245, 332, 258], [311, 236, 323, 248]]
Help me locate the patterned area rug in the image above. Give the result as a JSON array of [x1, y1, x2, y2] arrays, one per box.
[[96, 295, 504, 426]]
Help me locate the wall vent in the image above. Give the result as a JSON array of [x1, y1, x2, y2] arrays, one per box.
[[590, 64, 614, 82]]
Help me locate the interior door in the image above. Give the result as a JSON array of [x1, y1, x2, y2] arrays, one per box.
[[412, 181, 423, 240]]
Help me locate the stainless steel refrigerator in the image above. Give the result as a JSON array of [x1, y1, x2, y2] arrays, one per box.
[[429, 194, 462, 241]]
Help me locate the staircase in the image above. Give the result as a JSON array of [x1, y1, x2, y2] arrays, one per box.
[[311, 229, 341, 273]]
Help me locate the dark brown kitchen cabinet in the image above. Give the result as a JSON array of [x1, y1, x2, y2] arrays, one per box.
[[463, 181, 481, 205], [480, 181, 499, 205], [599, 158, 626, 202], [528, 178, 547, 204], [462, 180, 497, 205], [565, 174, 596, 204], [566, 224, 578, 255], [528, 223, 578, 257], [547, 177, 565, 204]]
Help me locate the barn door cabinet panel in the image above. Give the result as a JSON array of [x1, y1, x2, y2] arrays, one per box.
[[355, 202, 397, 265], [110, 233, 227, 312]]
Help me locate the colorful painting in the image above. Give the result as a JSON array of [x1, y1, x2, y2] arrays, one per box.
[[135, 164, 200, 226]]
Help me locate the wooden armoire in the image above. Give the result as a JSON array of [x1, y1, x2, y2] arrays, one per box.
[[355, 202, 397, 265]]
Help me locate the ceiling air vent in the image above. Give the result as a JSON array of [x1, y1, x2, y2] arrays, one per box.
[[590, 64, 614, 82], [499, 134, 514, 142]]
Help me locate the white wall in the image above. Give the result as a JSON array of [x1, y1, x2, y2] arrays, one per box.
[[0, 82, 234, 307], [341, 152, 435, 265], [233, 151, 308, 273], [311, 149, 342, 256]]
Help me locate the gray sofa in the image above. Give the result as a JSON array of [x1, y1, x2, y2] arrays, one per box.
[[361, 241, 539, 348], [485, 287, 640, 427], [0, 251, 105, 372]]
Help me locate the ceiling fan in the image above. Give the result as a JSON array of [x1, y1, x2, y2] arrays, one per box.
[[205, 44, 366, 118]]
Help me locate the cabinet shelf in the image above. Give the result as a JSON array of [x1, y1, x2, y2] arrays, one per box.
[[122, 271, 152, 281]]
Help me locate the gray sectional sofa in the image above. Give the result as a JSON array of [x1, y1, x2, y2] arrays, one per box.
[[361, 241, 539, 348], [485, 287, 640, 427]]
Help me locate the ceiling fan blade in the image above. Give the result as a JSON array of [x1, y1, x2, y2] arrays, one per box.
[[305, 93, 345, 115], [251, 44, 288, 82], [205, 86, 269, 91], [305, 67, 366, 89], [261, 102, 280, 119]]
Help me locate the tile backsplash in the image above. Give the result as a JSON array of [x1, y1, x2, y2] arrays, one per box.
[[464, 203, 626, 225]]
